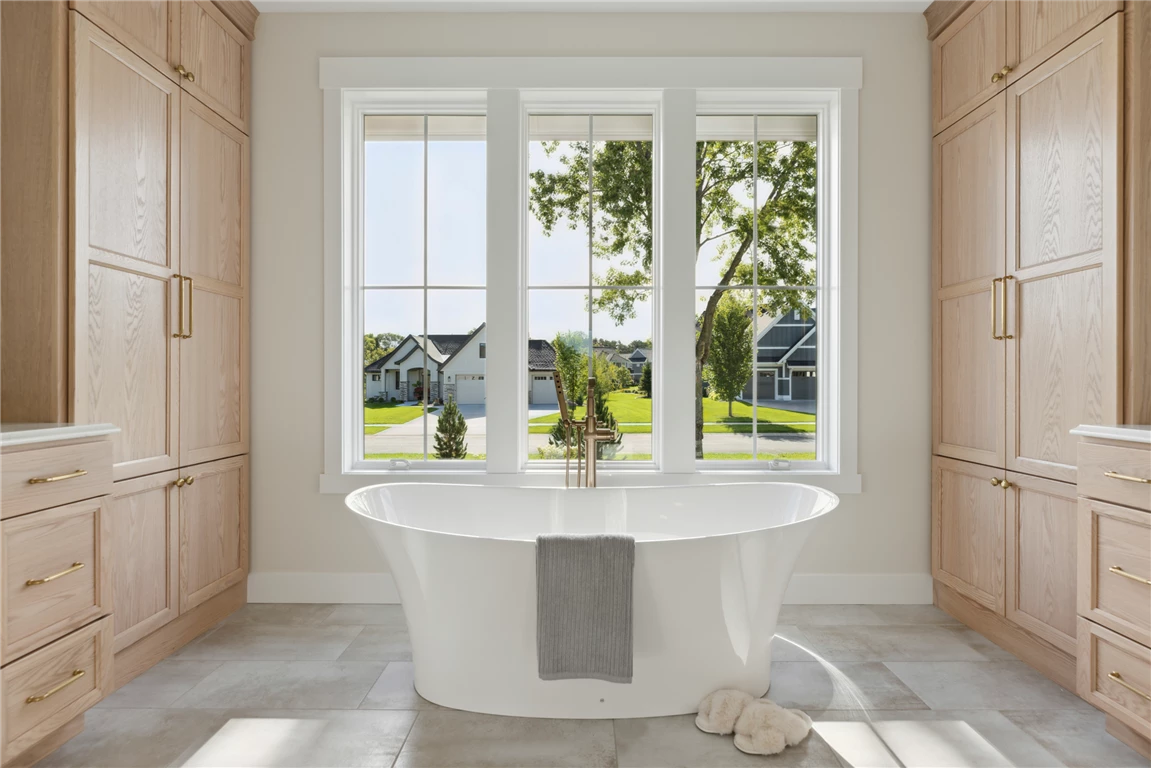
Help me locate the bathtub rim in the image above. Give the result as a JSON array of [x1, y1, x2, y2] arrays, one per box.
[[344, 481, 839, 544]]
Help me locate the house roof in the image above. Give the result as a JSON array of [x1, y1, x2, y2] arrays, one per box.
[[755, 309, 816, 368], [528, 339, 557, 371], [364, 326, 557, 373], [628, 347, 652, 361]]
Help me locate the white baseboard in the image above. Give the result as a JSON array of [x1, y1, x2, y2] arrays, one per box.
[[247, 571, 932, 605]]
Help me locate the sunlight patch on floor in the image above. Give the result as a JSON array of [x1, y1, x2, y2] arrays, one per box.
[[815, 720, 1014, 768], [179, 718, 328, 768]]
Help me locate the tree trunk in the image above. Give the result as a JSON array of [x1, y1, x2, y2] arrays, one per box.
[[728, 400, 733, 418], [694, 361, 704, 459]]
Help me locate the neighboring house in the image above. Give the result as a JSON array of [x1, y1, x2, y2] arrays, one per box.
[[624, 348, 652, 383], [594, 346, 631, 369], [365, 323, 558, 405], [743, 309, 816, 401]]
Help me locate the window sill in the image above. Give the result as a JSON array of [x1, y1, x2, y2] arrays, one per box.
[[318, 468, 861, 495]]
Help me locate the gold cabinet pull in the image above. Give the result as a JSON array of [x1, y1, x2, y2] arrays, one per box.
[[26, 562, 85, 586], [175, 477, 186, 488], [173, 273, 184, 338], [1108, 672, 1151, 702], [175, 64, 195, 83], [991, 65, 1013, 84], [183, 276, 193, 339], [27, 469, 87, 485], [1002, 276, 1014, 339], [991, 278, 1003, 339], [1103, 470, 1151, 485], [25, 670, 85, 704], [991, 477, 1001, 486], [998, 478, 1011, 489], [1108, 566, 1151, 586], [185, 475, 194, 485]]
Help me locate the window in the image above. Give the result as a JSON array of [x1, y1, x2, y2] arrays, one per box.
[[526, 114, 655, 463], [361, 114, 486, 464], [694, 115, 819, 464], [324, 59, 859, 490]]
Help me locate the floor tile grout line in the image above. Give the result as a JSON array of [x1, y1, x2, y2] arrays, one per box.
[[389, 709, 423, 768]]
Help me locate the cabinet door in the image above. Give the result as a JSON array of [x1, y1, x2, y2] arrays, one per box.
[[178, 0, 249, 133], [933, 96, 1007, 466], [71, 12, 181, 482], [1006, 1, 1122, 83], [70, 1, 178, 83], [933, 0, 1007, 134], [1005, 472, 1078, 654], [932, 456, 1006, 614], [179, 96, 248, 467], [1006, 16, 1123, 483], [107, 471, 179, 652], [179, 455, 247, 612]]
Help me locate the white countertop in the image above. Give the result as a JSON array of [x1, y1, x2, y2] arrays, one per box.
[[1070, 424, 1151, 445], [1, 423, 120, 448]]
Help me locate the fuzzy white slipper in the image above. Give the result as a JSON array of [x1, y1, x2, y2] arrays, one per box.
[[732, 698, 813, 755], [694, 689, 754, 735]]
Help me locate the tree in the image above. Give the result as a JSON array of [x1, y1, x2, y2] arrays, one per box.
[[364, 332, 403, 366], [639, 362, 652, 398], [433, 397, 468, 459], [705, 294, 753, 417], [529, 134, 816, 457], [553, 332, 588, 406]]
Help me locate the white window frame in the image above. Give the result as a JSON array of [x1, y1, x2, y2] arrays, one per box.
[[321, 58, 860, 494]]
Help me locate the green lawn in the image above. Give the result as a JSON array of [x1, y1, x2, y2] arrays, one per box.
[[364, 426, 388, 435], [528, 422, 814, 435], [365, 453, 486, 460], [364, 401, 439, 425], [528, 391, 814, 427], [701, 452, 816, 461]]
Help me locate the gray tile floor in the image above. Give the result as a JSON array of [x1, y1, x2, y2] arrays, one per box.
[[40, 604, 1149, 768]]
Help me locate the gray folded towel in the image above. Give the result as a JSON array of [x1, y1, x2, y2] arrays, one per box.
[[536, 533, 635, 684]]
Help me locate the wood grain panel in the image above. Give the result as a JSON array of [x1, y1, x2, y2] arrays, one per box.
[[107, 472, 180, 652], [1078, 439, 1151, 510], [182, 97, 244, 288], [71, 12, 182, 482], [0, 439, 113, 520], [0, 617, 113, 765], [1004, 472, 1077, 654], [1008, 1, 1123, 82], [932, 456, 1006, 613], [1006, 16, 1123, 483], [925, 0, 975, 41], [180, 287, 245, 465], [211, 0, 258, 41], [179, 455, 248, 612], [1125, 2, 1151, 425], [936, 290, 1004, 463], [0, 499, 111, 665], [0, 1, 70, 424], [1078, 618, 1151, 739], [933, 0, 1006, 134], [70, 1, 178, 82], [180, 0, 249, 132], [1078, 497, 1151, 648]]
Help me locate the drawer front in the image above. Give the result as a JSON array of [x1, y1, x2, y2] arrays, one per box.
[[1079, 498, 1151, 647], [0, 617, 113, 764], [1, 440, 113, 519], [1078, 618, 1151, 739], [1, 500, 111, 664], [1078, 441, 1151, 511]]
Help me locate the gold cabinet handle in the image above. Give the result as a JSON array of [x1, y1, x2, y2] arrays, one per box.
[[990, 477, 1002, 486], [185, 475, 194, 485], [25, 670, 85, 703], [175, 477, 186, 487], [991, 65, 1013, 84], [28, 469, 87, 485], [998, 478, 1011, 489], [991, 278, 1003, 340], [173, 273, 184, 338], [1108, 672, 1151, 702], [1103, 470, 1151, 485], [1002, 276, 1014, 339], [182, 276, 193, 339], [26, 562, 85, 586], [175, 64, 195, 83], [1108, 566, 1151, 586]]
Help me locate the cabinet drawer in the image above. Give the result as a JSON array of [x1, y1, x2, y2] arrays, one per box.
[[1078, 619, 1151, 740], [1079, 498, 1151, 648], [1, 500, 111, 664], [1, 440, 113, 519], [1079, 441, 1151, 511], [0, 617, 113, 765]]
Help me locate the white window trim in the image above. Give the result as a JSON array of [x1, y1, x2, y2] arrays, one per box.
[[321, 57, 861, 495]]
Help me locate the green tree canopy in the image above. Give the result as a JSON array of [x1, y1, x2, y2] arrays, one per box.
[[705, 294, 754, 417], [364, 332, 403, 366]]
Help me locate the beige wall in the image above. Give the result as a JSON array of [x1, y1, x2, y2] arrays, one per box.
[[250, 11, 932, 599]]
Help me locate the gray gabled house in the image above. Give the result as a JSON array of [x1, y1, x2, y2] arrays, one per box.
[[743, 309, 816, 401]]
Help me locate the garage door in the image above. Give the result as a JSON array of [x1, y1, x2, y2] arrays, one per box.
[[455, 374, 485, 404], [531, 374, 557, 404]]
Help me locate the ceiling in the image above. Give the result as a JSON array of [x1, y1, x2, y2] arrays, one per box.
[[254, 0, 929, 13]]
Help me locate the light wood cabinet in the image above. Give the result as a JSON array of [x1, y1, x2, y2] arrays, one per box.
[[932, 95, 1006, 467], [933, 0, 1007, 133], [179, 455, 248, 612], [1005, 15, 1123, 484], [1006, 1, 1123, 84], [1078, 618, 1151, 742], [1005, 472, 1078, 654], [178, 0, 249, 133], [932, 456, 1006, 613], [179, 97, 249, 466], [107, 472, 180, 652], [70, 1, 179, 83], [71, 12, 182, 482]]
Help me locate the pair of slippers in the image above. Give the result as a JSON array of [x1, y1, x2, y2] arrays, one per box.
[[695, 689, 813, 756]]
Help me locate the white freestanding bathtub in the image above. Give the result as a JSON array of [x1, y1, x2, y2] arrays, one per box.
[[345, 482, 838, 719]]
